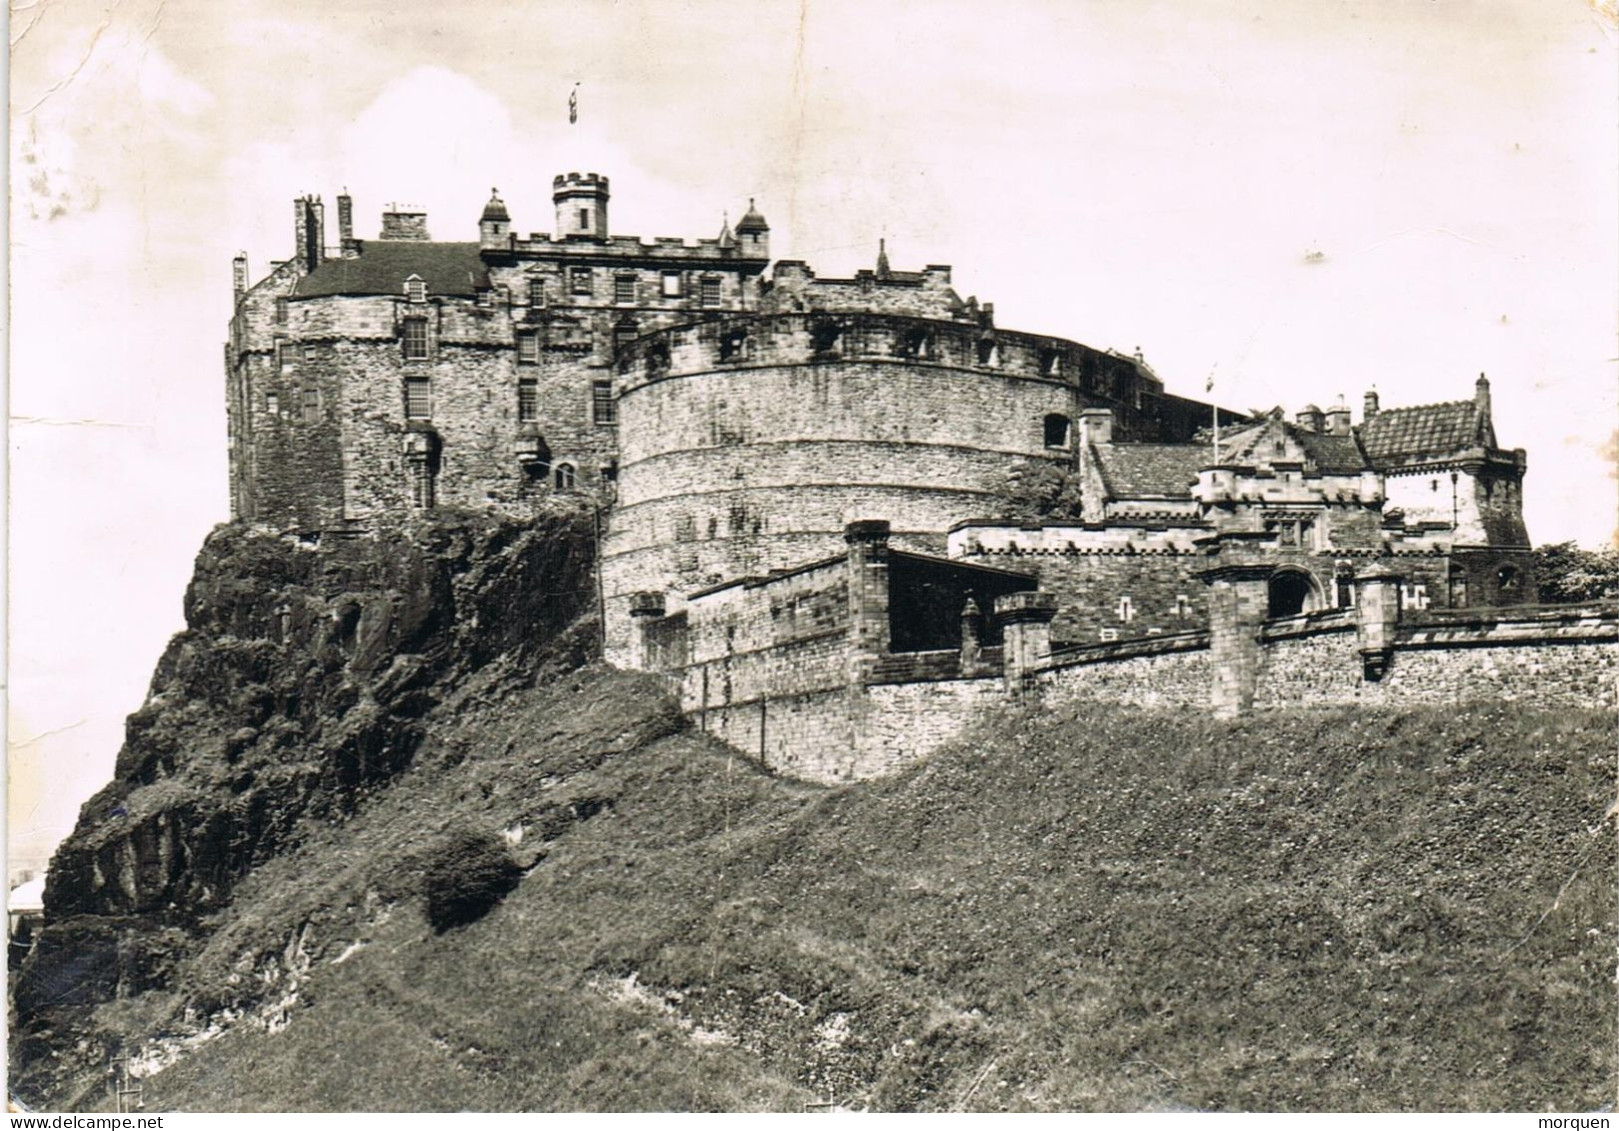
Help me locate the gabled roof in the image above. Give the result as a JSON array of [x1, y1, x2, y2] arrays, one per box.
[[1358, 400, 1491, 464], [292, 242, 489, 299], [1092, 443, 1208, 498]]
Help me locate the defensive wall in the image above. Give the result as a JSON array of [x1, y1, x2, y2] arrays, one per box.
[[637, 519, 1619, 781], [599, 311, 1192, 662]]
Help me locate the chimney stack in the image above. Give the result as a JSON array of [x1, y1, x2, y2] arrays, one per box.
[[1363, 389, 1379, 421], [337, 189, 357, 257], [1324, 398, 1352, 436], [1295, 404, 1324, 433], [232, 252, 248, 303], [1474, 372, 1491, 419], [293, 195, 325, 273]]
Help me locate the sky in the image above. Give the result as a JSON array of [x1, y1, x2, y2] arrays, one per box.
[[9, 0, 1618, 876]]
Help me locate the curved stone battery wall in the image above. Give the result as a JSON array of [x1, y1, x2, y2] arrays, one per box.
[[601, 312, 1142, 659]]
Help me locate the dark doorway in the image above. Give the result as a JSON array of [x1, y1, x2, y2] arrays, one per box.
[[1268, 570, 1316, 617]]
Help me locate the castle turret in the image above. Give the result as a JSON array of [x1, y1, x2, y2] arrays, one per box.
[[1295, 404, 1324, 433], [875, 238, 891, 279], [716, 213, 736, 253], [554, 172, 608, 239], [480, 188, 511, 250], [736, 199, 770, 260]]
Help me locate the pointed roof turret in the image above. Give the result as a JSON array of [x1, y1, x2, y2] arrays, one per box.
[[875, 237, 892, 279], [481, 187, 510, 222], [736, 197, 769, 233], [717, 211, 737, 251]]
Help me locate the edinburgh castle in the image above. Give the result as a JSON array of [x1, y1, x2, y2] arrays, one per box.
[[228, 173, 1595, 781]]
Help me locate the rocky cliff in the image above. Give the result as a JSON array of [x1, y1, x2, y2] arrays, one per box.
[[11, 505, 599, 1103]]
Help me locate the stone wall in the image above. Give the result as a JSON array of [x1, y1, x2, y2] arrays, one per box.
[[1036, 632, 1210, 708]]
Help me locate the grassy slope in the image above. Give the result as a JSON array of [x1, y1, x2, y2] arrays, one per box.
[[128, 667, 1614, 1112]]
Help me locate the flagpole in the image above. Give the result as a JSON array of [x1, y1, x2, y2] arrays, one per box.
[[1208, 366, 1220, 465]]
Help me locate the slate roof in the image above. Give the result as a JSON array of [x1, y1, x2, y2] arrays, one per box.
[[1093, 444, 1208, 497], [1358, 400, 1489, 464], [1295, 431, 1368, 474], [292, 242, 489, 299]]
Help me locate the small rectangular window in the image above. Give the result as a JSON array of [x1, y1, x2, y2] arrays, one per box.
[[405, 278, 426, 303], [404, 376, 432, 420], [528, 278, 545, 307], [699, 277, 721, 307], [265, 392, 280, 416], [518, 379, 538, 423], [661, 272, 683, 298], [614, 275, 637, 304], [275, 298, 288, 324], [402, 319, 428, 360], [578, 208, 590, 231], [570, 267, 592, 296], [302, 388, 320, 422], [592, 380, 617, 425], [517, 332, 539, 365]]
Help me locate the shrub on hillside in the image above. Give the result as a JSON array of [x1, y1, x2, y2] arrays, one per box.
[[1532, 540, 1619, 603], [422, 825, 522, 933]]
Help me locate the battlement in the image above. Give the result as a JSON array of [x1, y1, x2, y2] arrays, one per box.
[[553, 172, 610, 191], [614, 312, 1165, 401], [508, 232, 770, 263]]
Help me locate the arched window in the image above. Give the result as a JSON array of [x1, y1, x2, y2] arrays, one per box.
[[977, 338, 999, 366], [1044, 413, 1072, 449], [1268, 570, 1319, 617], [553, 462, 576, 490]]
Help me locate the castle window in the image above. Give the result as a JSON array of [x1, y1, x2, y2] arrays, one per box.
[[518, 378, 538, 423], [592, 381, 617, 425], [402, 318, 429, 360], [554, 462, 576, 490], [1116, 596, 1135, 623], [614, 321, 638, 359], [661, 272, 683, 298], [265, 392, 280, 417], [602, 460, 618, 483], [1496, 564, 1521, 594], [896, 327, 933, 360], [614, 275, 637, 304], [275, 298, 288, 324], [411, 460, 436, 509], [405, 277, 426, 303], [528, 278, 546, 307], [646, 343, 670, 375], [517, 331, 539, 365], [977, 338, 998, 366], [1040, 349, 1063, 377], [1044, 413, 1072, 449], [699, 277, 722, 307], [719, 327, 748, 362], [578, 208, 590, 231], [404, 376, 432, 420], [302, 388, 320, 423], [1174, 594, 1192, 619], [570, 267, 592, 296]]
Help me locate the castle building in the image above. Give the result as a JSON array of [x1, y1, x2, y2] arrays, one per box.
[[228, 173, 1538, 773]]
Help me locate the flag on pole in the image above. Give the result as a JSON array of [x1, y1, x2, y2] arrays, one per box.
[[569, 83, 579, 124], [1207, 365, 1220, 463]]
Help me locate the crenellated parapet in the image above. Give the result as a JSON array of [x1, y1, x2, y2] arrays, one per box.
[[614, 311, 1163, 410]]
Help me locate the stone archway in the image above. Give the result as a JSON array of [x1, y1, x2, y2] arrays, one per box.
[[1267, 568, 1321, 618]]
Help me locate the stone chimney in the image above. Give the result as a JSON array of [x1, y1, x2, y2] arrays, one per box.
[[293, 195, 324, 272], [380, 207, 430, 241], [1295, 404, 1324, 433], [1363, 389, 1379, 420], [1077, 407, 1114, 448], [1474, 373, 1491, 419], [232, 252, 248, 303], [1324, 398, 1352, 436], [337, 190, 357, 257]]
